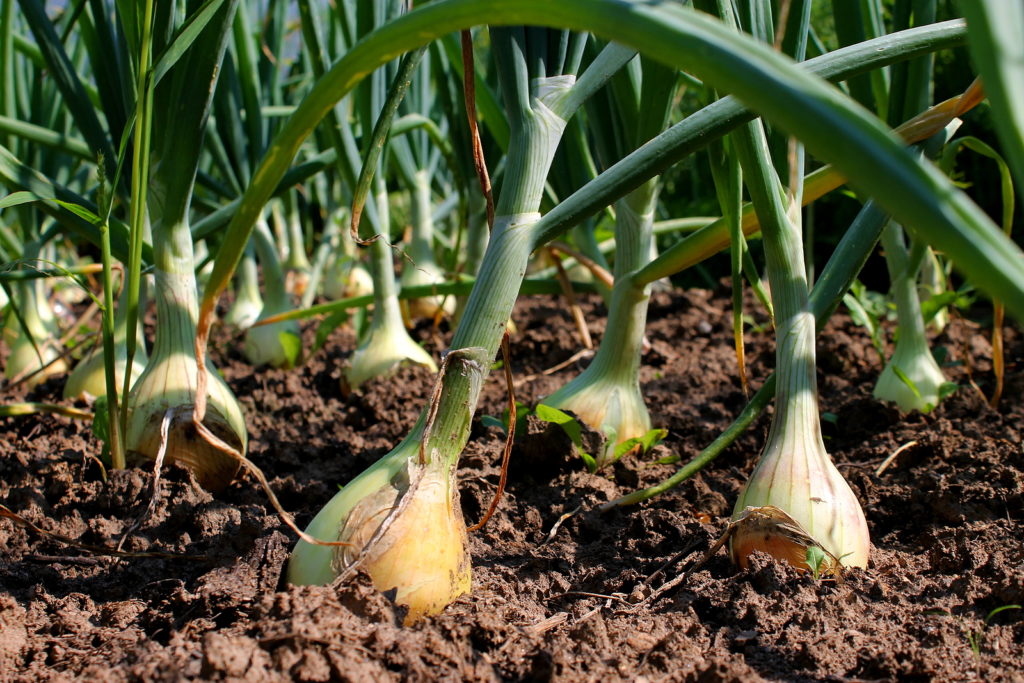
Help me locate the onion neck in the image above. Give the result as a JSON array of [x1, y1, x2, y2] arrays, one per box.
[[407, 169, 438, 270], [883, 223, 930, 353], [579, 192, 656, 389], [252, 217, 289, 314], [367, 237, 406, 337], [226, 243, 263, 328], [150, 217, 200, 363]]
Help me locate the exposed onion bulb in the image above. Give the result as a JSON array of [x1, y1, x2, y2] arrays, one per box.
[[333, 460, 470, 624], [288, 444, 470, 625]]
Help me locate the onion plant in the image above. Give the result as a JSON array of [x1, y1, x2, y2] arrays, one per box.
[[242, 217, 301, 369], [289, 22, 636, 619], [727, 112, 871, 571], [539, 52, 677, 467], [2, 249, 66, 388], [223, 242, 262, 329], [64, 283, 148, 401], [0, 3, 79, 391], [689, 0, 870, 572], [296, 0, 438, 391], [279, 192, 313, 297], [211, 3, 303, 370], [392, 49, 455, 324], [873, 219, 949, 413], [861, 0, 948, 413], [321, 208, 374, 302], [122, 0, 248, 491]]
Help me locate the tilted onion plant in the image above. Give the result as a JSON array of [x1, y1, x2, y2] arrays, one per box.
[[289, 22, 635, 619]]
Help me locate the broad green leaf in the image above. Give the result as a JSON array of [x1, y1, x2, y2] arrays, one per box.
[[609, 427, 668, 465], [51, 199, 100, 225], [0, 190, 42, 209], [534, 403, 595, 470], [279, 330, 302, 368]]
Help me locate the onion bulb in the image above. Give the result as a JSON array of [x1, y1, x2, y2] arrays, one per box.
[[288, 439, 469, 625], [732, 314, 870, 570], [126, 271, 247, 491], [2, 280, 67, 388]]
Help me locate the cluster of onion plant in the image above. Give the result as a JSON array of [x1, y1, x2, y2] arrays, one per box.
[[5, 0, 1024, 628], [209, 1, 1022, 620], [0, 29, 78, 392], [0, 0, 253, 483]]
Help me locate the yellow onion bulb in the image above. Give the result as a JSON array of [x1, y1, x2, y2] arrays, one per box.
[[731, 425, 870, 571], [288, 446, 470, 625], [126, 348, 247, 492], [334, 461, 471, 624]]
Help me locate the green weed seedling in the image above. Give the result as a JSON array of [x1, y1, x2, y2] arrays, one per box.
[[965, 605, 1021, 664]]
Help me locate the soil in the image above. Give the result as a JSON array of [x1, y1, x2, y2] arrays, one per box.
[[1, 285, 1022, 682]]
